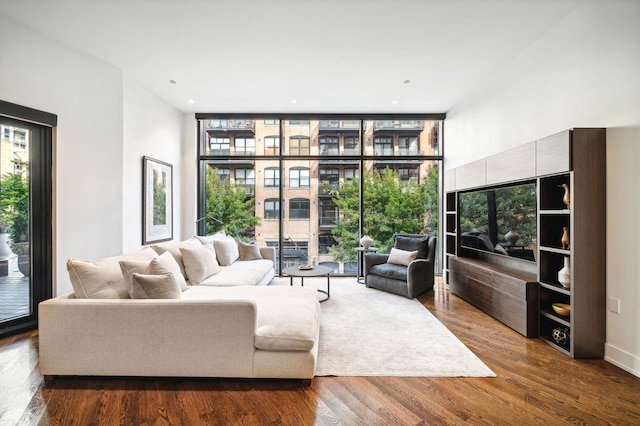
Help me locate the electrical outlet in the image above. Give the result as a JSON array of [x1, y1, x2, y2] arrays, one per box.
[[609, 297, 621, 314]]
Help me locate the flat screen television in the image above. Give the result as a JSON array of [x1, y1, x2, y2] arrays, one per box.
[[458, 181, 537, 262]]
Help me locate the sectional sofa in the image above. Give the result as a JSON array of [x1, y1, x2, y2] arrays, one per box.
[[38, 235, 321, 380]]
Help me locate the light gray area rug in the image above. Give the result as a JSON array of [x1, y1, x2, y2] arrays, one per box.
[[273, 278, 495, 377]]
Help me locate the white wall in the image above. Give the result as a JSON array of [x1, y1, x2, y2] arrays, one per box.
[[445, 0, 640, 376], [0, 18, 183, 295], [122, 79, 184, 253]]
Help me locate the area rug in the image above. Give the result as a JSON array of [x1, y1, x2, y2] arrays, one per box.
[[273, 278, 496, 377]]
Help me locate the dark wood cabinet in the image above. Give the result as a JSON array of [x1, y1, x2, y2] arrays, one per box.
[[445, 128, 606, 358]]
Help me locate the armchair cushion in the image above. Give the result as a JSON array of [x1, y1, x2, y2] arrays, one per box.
[[387, 248, 418, 266], [369, 263, 408, 281]]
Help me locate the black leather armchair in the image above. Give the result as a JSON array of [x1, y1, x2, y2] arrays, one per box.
[[364, 234, 436, 298]]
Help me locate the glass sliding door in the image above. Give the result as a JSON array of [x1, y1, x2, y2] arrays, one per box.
[[0, 109, 53, 337]]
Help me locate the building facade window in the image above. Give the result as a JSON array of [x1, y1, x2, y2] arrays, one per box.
[[209, 136, 230, 154], [289, 167, 310, 188], [290, 198, 310, 219], [264, 198, 280, 219], [264, 136, 280, 156], [319, 136, 339, 155], [374, 136, 393, 156], [399, 136, 419, 155], [264, 167, 280, 187], [289, 136, 310, 155], [319, 199, 338, 226], [235, 137, 256, 154]]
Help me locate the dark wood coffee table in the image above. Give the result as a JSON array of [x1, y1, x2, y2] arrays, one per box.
[[282, 265, 331, 302]]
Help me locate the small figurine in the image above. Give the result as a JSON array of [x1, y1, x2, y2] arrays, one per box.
[[561, 226, 570, 249], [558, 183, 570, 209]]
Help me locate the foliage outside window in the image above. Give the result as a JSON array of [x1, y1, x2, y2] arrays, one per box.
[[203, 167, 260, 237], [329, 166, 439, 263]]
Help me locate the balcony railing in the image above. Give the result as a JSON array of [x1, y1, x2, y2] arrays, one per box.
[[319, 120, 365, 131], [373, 120, 424, 131], [206, 120, 256, 133]]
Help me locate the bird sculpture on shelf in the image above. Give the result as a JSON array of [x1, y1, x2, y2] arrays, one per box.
[[561, 226, 570, 249], [559, 183, 570, 209]]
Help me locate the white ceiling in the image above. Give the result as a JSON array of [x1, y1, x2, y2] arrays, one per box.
[[0, 0, 586, 114]]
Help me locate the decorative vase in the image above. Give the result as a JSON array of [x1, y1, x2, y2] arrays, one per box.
[[559, 183, 570, 209], [561, 227, 570, 249], [504, 230, 519, 244], [558, 256, 571, 288], [359, 235, 373, 249], [0, 233, 12, 260]]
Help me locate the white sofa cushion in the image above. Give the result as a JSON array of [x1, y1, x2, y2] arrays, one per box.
[[195, 230, 226, 245], [180, 243, 220, 284], [387, 247, 418, 266], [67, 247, 158, 299], [182, 285, 320, 351], [199, 259, 274, 287], [213, 236, 240, 266]]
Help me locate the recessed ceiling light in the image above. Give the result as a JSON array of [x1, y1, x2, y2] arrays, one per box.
[[188, 99, 195, 104], [391, 100, 399, 104], [291, 99, 297, 104], [169, 80, 177, 84]]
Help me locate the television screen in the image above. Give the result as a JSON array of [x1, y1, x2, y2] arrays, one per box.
[[458, 182, 537, 262]]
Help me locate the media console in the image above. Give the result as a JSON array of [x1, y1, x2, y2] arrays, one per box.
[[445, 128, 606, 358], [448, 256, 538, 337]]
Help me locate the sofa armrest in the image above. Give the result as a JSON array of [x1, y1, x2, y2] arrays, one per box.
[[38, 296, 258, 377], [407, 258, 435, 297], [259, 246, 275, 262]]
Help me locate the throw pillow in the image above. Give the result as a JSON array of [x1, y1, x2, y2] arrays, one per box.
[[180, 243, 220, 284], [130, 273, 182, 299], [195, 230, 226, 245], [213, 236, 240, 266], [157, 251, 188, 291], [151, 238, 202, 278], [67, 246, 157, 299], [387, 247, 418, 266], [238, 241, 263, 261], [119, 259, 154, 294]]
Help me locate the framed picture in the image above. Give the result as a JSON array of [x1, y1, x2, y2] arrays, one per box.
[[142, 156, 173, 244]]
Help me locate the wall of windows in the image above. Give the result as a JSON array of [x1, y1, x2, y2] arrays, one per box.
[[196, 115, 444, 275]]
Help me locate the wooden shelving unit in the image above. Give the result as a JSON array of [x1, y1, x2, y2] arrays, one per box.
[[445, 128, 606, 358]]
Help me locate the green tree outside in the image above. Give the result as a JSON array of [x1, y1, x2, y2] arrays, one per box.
[[0, 173, 29, 242], [329, 165, 439, 264], [204, 167, 261, 238]]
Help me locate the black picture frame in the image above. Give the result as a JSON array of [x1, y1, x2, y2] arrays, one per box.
[[142, 156, 173, 245]]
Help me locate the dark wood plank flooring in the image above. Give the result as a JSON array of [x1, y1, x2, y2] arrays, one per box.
[[1, 279, 639, 425]]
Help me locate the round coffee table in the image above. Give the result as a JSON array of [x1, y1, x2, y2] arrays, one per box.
[[282, 265, 331, 302]]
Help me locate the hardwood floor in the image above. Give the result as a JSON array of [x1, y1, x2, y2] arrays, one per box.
[[1, 279, 639, 425]]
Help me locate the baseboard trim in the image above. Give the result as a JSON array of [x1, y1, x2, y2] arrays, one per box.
[[605, 343, 640, 378]]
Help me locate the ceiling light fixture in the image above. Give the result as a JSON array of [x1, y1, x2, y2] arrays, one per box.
[[169, 80, 177, 84], [291, 99, 297, 104], [404, 79, 411, 84], [188, 99, 195, 104], [391, 100, 399, 104]]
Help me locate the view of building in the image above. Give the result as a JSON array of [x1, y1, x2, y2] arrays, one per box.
[[197, 118, 443, 274]]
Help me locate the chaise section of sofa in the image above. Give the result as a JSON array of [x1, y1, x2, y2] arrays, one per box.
[[39, 285, 321, 379]]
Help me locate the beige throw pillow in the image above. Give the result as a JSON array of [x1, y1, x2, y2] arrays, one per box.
[[195, 230, 226, 245], [151, 238, 202, 278], [157, 251, 188, 290], [238, 241, 263, 261], [387, 247, 418, 266], [67, 246, 157, 299], [213, 236, 239, 266], [180, 243, 220, 284], [130, 273, 182, 299]]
